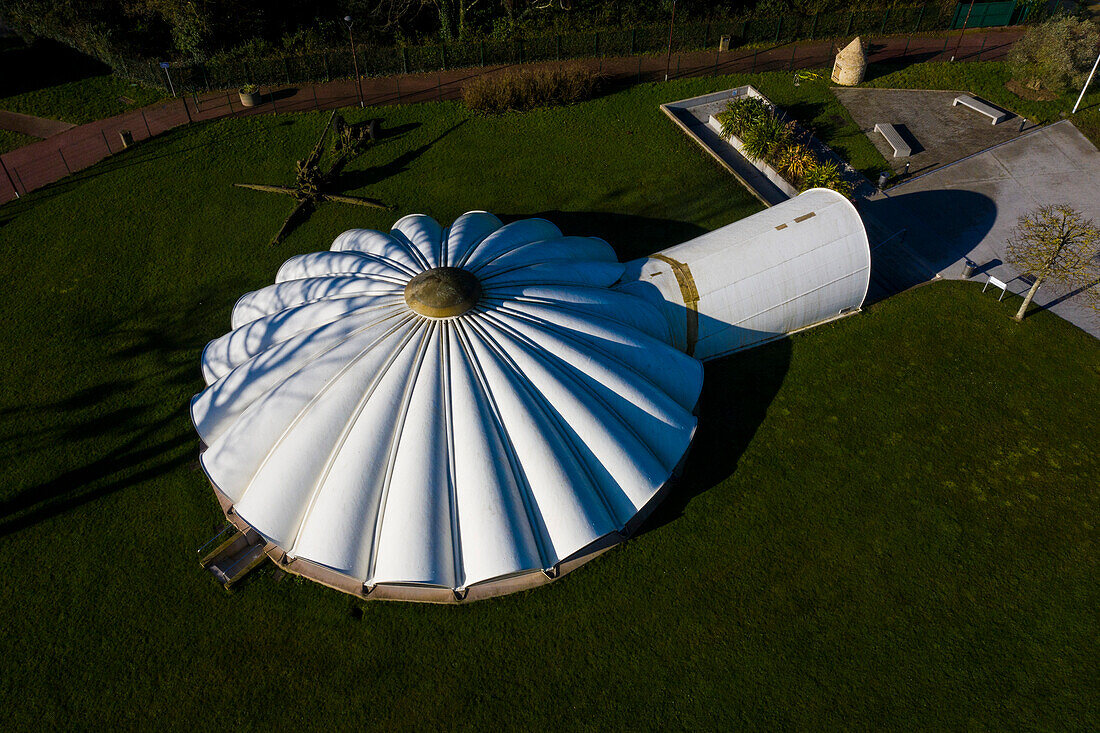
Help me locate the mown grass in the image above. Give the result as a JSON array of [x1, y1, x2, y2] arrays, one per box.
[[0, 39, 164, 125], [0, 128, 35, 154], [0, 79, 1097, 729], [862, 60, 1100, 148]]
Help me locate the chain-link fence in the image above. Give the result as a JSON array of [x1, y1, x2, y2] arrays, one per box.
[[127, 5, 996, 95]]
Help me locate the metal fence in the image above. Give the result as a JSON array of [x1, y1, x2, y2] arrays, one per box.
[[130, 5, 977, 94]]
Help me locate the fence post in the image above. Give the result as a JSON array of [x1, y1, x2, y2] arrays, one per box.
[[0, 157, 19, 198], [226, 90, 233, 113], [441, 44, 447, 70], [59, 148, 71, 174], [480, 40, 486, 66], [313, 84, 320, 110], [880, 8, 890, 34], [752, 49, 757, 72], [810, 13, 819, 40], [201, 63, 210, 91], [977, 33, 986, 61], [775, 17, 783, 43], [846, 13, 853, 37], [141, 108, 152, 137], [915, 4, 926, 32], [742, 20, 750, 43], [789, 44, 797, 70], [182, 96, 192, 124], [518, 38, 524, 63], [13, 165, 25, 196], [903, 36, 911, 57]]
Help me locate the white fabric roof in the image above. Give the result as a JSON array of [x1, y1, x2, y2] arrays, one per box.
[[615, 188, 871, 360], [191, 212, 703, 593]]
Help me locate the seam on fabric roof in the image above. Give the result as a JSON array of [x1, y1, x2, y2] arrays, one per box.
[[365, 320, 435, 583], [465, 236, 559, 272], [470, 250, 619, 281], [283, 318, 427, 561], [234, 283, 405, 328], [481, 310, 676, 480], [281, 271, 407, 286], [440, 225, 450, 268], [469, 315, 628, 529], [282, 250, 419, 279], [386, 228, 432, 271], [232, 313, 418, 507], [455, 219, 561, 269], [455, 319, 560, 569], [480, 298, 698, 415], [445, 215, 501, 267], [482, 285, 675, 345], [440, 324, 465, 590], [207, 302, 407, 394]]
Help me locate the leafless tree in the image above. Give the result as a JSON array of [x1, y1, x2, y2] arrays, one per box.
[[1005, 204, 1100, 322]]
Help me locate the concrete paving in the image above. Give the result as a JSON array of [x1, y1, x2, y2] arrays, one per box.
[[858, 120, 1100, 338], [834, 87, 1042, 176]]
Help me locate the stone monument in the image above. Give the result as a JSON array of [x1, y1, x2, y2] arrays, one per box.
[[831, 37, 866, 86]]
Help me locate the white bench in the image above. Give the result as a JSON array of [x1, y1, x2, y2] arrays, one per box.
[[874, 123, 911, 157], [953, 95, 1008, 125]]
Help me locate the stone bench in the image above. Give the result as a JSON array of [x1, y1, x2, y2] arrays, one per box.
[[874, 123, 911, 157], [953, 95, 1008, 125]]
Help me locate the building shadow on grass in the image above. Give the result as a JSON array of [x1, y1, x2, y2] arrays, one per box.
[[0, 282, 241, 538], [501, 210, 708, 261], [639, 336, 791, 536]]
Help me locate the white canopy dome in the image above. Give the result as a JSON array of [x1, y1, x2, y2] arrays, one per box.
[[192, 212, 703, 600]]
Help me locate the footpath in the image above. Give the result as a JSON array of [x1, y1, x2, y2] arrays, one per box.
[[0, 28, 1022, 205]]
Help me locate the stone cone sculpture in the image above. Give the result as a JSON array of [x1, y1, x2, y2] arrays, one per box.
[[831, 37, 866, 86]]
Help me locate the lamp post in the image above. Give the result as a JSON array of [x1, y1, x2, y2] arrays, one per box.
[[950, 0, 976, 63], [664, 0, 678, 82], [344, 15, 365, 108], [1071, 51, 1100, 115]]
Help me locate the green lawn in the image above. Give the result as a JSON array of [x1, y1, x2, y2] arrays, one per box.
[[0, 80, 1097, 728], [0, 39, 164, 125], [0, 128, 35, 154], [862, 60, 1100, 149]]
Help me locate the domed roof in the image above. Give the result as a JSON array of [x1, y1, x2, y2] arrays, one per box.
[[191, 211, 703, 598]]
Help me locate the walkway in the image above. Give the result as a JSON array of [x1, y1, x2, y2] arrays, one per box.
[[0, 110, 74, 138], [0, 27, 1023, 205], [860, 120, 1100, 338]]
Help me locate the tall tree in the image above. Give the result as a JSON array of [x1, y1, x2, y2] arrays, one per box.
[[1005, 204, 1100, 322]]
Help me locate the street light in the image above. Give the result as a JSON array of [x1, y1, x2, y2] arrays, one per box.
[[664, 0, 678, 82], [344, 15, 365, 108]]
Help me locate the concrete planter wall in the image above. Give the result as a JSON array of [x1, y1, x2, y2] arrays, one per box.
[[706, 86, 799, 198]]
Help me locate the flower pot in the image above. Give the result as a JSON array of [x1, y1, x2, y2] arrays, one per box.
[[239, 89, 261, 108]]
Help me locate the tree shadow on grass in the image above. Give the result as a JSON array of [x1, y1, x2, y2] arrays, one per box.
[[0, 283, 241, 538]]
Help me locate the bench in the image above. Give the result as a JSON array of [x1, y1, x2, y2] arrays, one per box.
[[874, 123, 911, 157], [953, 95, 1008, 125]]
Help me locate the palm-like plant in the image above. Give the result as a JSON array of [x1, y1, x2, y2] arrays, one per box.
[[799, 159, 853, 196], [775, 142, 816, 183], [718, 96, 771, 139], [740, 113, 793, 163]]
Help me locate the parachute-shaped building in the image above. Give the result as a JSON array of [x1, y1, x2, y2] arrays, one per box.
[[193, 188, 869, 602]]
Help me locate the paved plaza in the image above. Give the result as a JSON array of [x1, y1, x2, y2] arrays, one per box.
[[835, 87, 1041, 175], [860, 121, 1100, 337]]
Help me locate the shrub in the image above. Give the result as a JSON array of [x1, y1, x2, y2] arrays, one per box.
[[1007, 15, 1100, 95], [800, 159, 853, 197], [717, 96, 771, 139], [775, 142, 816, 181], [462, 66, 603, 113], [739, 113, 793, 163]]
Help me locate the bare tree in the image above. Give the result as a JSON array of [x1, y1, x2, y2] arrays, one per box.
[[1005, 204, 1100, 322]]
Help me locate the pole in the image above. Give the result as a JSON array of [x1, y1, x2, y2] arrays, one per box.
[[950, 0, 977, 62], [664, 0, 678, 81], [1072, 51, 1100, 115], [181, 96, 192, 124], [346, 18, 365, 108], [0, 157, 19, 198], [162, 66, 177, 96], [141, 109, 152, 137], [102, 130, 111, 153], [59, 148, 71, 174]]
